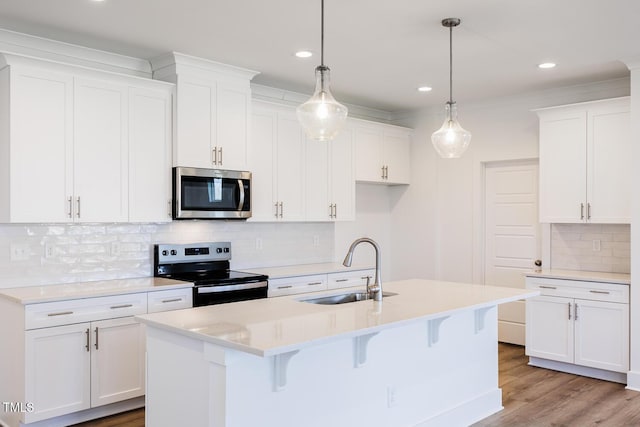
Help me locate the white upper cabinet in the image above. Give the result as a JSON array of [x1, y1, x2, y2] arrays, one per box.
[[0, 55, 174, 223], [151, 52, 258, 171], [354, 120, 411, 185], [536, 97, 631, 223]]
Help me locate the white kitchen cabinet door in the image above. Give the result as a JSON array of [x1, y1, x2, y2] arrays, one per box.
[[74, 78, 128, 222], [355, 125, 385, 183], [3, 66, 74, 223], [587, 103, 631, 223], [24, 323, 91, 424], [275, 111, 306, 221], [174, 76, 215, 168], [329, 127, 355, 221], [538, 108, 586, 223], [90, 317, 146, 407], [128, 86, 173, 222], [305, 139, 330, 221], [574, 299, 629, 373], [248, 105, 277, 221], [216, 80, 250, 170], [526, 295, 574, 364], [383, 131, 411, 185]]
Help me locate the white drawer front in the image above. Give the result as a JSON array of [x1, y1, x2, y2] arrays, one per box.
[[268, 274, 328, 297], [327, 269, 375, 290], [25, 293, 148, 330], [147, 288, 193, 313], [525, 277, 628, 303]]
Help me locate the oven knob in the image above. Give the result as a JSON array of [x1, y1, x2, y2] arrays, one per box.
[[223, 248, 229, 253], [170, 250, 177, 256], [216, 248, 222, 254], [162, 250, 168, 256]]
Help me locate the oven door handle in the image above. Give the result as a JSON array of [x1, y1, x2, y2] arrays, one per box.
[[196, 281, 267, 294]]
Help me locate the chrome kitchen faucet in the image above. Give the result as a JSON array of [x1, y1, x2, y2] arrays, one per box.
[[342, 237, 383, 301]]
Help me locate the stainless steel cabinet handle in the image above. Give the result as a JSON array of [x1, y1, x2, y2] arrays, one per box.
[[279, 202, 283, 218], [307, 282, 323, 286], [587, 203, 591, 220], [580, 203, 584, 220], [329, 204, 334, 218], [539, 285, 556, 289], [589, 290, 610, 295], [381, 165, 385, 179], [275, 202, 279, 218], [212, 147, 218, 165], [335, 278, 349, 282], [334, 204, 337, 219], [67, 197, 73, 218], [161, 298, 183, 303], [94, 327, 99, 350], [385, 166, 389, 179], [218, 147, 223, 165], [85, 328, 90, 352], [47, 311, 74, 317], [568, 302, 572, 320], [167, 200, 172, 217], [277, 285, 293, 289], [76, 197, 81, 218], [575, 303, 579, 320], [110, 304, 133, 310]]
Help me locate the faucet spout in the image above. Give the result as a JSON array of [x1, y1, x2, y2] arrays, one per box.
[[342, 237, 382, 301]]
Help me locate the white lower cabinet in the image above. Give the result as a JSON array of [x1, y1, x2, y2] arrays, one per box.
[[327, 269, 375, 290], [525, 277, 629, 376], [268, 269, 375, 297]]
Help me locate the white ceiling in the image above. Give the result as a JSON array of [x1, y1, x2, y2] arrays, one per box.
[[0, 0, 639, 112]]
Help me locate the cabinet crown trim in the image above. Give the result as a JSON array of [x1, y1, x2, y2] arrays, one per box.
[[150, 51, 259, 80]]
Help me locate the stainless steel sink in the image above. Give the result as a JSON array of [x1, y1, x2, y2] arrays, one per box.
[[301, 291, 397, 305]]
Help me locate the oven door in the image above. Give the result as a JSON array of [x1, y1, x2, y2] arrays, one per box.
[[193, 281, 268, 306], [173, 167, 251, 219]]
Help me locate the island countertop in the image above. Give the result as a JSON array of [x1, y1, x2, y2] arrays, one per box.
[[135, 279, 538, 357]]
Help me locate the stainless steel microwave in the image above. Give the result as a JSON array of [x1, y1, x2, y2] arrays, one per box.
[[172, 167, 251, 220]]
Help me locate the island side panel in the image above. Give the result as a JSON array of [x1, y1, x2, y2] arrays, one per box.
[[144, 306, 503, 427]]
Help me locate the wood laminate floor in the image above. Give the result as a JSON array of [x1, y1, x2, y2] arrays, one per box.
[[74, 343, 640, 427]]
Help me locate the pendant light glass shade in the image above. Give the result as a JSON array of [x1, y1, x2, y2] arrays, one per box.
[[431, 101, 471, 158], [431, 17, 471, 158], [297, 0, 348, 141], [297, 65, 348, 141]]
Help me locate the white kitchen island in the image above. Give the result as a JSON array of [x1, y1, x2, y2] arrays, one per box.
[[136, 279, 537, 427]]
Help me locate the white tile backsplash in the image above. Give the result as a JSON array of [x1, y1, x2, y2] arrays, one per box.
[[550, 223, 630, 273], [0, 221, 335, 288]]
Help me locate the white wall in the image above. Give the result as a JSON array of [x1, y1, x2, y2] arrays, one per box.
[[389, 78, 630, 284]]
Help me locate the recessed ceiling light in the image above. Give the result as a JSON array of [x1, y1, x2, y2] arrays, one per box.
[[417, 86, 432, 92], [538, 62, 556, 69], [295, 51, 313, 58]]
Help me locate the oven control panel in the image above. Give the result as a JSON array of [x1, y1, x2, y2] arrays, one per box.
[[155, 242, 232, 264]]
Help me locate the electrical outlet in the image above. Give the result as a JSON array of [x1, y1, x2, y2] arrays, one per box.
[[10, 243, 30, 261], [255, 238, 263, 250], [592, 239, 601, 252], [44, 244, 55, 259], [313, 235, 320, 247], [387, 386, 398, 408]]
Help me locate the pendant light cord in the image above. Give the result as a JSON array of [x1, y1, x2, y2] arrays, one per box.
[[320, 0, 325, 67], [449, 23, 453, 104]]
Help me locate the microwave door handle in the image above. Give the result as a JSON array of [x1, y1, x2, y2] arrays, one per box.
[[237, 179, 245, 211]]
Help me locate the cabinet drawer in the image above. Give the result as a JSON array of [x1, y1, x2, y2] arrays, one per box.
[[147, 288, 193, 313], [525, 277, 628, 303], [25, 293, 148, 330], [327, 269, 375, 290], [268, 274, 328, 297]]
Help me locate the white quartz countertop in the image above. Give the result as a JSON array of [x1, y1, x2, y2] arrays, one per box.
[[241, 262, 374, 279], [524, 269, 630, 285], [136, 279, 538, 357], [0, 277, 193, 304]]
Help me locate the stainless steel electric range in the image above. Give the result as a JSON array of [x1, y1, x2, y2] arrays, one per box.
[[153, 242, 268, 306]]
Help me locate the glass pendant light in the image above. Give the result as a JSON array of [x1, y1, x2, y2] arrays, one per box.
[[297, 0, 348, 141], [431, 18, 471, 158]]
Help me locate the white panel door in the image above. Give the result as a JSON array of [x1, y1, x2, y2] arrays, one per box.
[[90, 317, 146, 407], [485, 162, 540, 345], [128, 86, 173, 222], [216, 81, 249, 170], [24, 323, 91, 423], [587, 103, 631, 223], [383, 132, 411, 184], [538, 110, 586, 222], [175, 77, 214, 168], [74, 78, 128, 222], [574, 299, 629, 372], [354, 125, 384, 182], [526, 295, 574, 363], [248, 105, 277, 221], [305, 139, 330, 221], [9, 67, 73, 222], [275, 111, 305, 221], [329, 127, 355, 221]]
